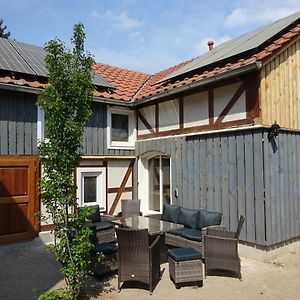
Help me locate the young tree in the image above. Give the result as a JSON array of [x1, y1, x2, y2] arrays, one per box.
[[38, 23, 95, 299], [0, 19, 10, 38]]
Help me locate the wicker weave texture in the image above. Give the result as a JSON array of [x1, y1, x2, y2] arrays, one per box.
[[169, 257, 203, 284], [96, 228, 116, 243], [165, 225, 226, 254], [203, 216, 244, 279], [121, 199, 141, 217], [165, 233, 203, 253], [116, 228, 161, 294], [92, 252, 118, 276]]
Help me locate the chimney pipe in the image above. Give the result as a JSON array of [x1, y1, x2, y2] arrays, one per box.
[[208, 40, 214, 51]]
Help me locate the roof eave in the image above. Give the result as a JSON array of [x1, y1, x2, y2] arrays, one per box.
[[92, 96, 134, 107], [0, 61, 262, 107], [135, 61, 262, 106], [0, 82, 134, 107], [0, 82, 43, 94]]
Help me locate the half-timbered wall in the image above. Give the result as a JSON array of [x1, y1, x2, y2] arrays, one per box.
[[260, 37, 300, 129], [107, 159, 134, 215], [0, 89, 37, 155], [82, 102, 135, 156], [136, 129, 300, 247], [137, 75, 259, 140]]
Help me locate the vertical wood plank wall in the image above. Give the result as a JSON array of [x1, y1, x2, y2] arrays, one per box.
[[82, 102, 135, 156], [0, 90, 37, 155], [260, 37, 300, 129], [136, 129, 300, 246], [0, 91, 134, 157]]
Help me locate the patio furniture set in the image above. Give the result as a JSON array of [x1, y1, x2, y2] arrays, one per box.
[[83, 201, 245, 294]]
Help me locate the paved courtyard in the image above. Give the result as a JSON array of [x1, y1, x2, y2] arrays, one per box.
[[0, 238, 300, 300]]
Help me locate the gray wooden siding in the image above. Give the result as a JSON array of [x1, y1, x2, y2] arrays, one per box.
[[0, 90, 37, 155], [0, 92, 133, 157], [136, 129, 300, 246], [82, 102, 135, 156]]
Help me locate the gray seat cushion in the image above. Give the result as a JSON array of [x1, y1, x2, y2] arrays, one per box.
[[93, 221, 113, 231], [168, 247, 202, 262], [167, 227, 190, 236], [161, 204, 180, 223], [198, 210, 222, 228], [179, 228, 202, 242], [92, 242, 117, 254], [178, 207, 199, 229]]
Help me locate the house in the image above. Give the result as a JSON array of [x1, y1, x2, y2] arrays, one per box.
[[0, 11, 300, 251]]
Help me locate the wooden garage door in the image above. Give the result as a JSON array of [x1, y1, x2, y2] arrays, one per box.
[[0, 156, 38, 244]]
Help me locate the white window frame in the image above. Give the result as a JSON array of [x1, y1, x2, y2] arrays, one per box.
[[107, 106, 135, 150], [138, 153, 172, 215], [76, 167, 106, 211], [37, 106, 45, 143]]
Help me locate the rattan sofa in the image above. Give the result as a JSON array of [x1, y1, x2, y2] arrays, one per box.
[[147, 204, 224, 253]]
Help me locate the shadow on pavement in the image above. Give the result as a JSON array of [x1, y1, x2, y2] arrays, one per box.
[[0, 238, 119, 300], [0, 238, 62, 300]]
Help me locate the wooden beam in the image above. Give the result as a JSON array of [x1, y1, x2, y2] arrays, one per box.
[[179, 97, 184, 129], [245, 74, 260, 119], [108, 159, 135, 215], [107, 186, 133, 194], [137, 118, 253, 140], [137, 110, 155, 134], [155, 103, 159, 132], [208, 89, 214, 126], [215, 83, 246, 124]]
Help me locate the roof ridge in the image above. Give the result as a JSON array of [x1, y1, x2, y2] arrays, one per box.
[[130, 75, 153, 102]]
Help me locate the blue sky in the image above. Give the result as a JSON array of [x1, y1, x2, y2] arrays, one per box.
[[1, 0, 300, 73]]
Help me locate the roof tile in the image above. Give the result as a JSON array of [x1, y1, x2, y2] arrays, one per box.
[[92, 63, 150, 101]]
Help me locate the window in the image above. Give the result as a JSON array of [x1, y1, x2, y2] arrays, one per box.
[[76, 167, 106, 211], [83, 175, 97, 203], [107, 107, 135, 149], [111, 113, 129, 142], [148, 155, 171, 212]]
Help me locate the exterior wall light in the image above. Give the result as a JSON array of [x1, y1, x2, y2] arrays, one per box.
[[268, 121, 280, 142]]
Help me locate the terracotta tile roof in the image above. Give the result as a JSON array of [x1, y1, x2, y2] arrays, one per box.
[[92, 63, 150, 101], [0, 74, 47, 89]]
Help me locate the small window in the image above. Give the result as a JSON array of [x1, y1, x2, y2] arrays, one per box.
[[111, 113, 129, 142], [83, 176, 97, 203], [107, 107, 135, 149], [76, 167, 106, 211]]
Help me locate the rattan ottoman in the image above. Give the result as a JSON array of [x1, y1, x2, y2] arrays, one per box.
[[168, 247, 203, 288]]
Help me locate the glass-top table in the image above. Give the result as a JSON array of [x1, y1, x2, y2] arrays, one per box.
[[110, 215, 184, 235]]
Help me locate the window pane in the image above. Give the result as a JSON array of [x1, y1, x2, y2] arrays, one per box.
[[84, 176, 97, 203], [149, 157, 160, 211], [162, 157, 170, 205], [111, 113, 129, 142]]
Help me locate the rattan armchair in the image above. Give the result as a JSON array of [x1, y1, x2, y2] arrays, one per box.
[[116, 227, 161, 294], [79, 205, 116, 243], [203, 215, 245, 279]]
